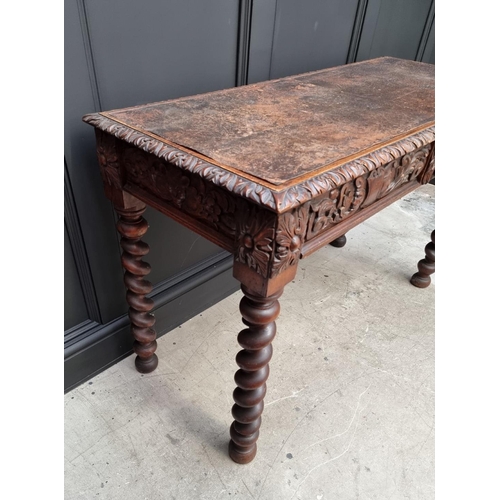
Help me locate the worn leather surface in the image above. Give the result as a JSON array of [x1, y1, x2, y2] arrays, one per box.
[[105, 57, 434, 186]]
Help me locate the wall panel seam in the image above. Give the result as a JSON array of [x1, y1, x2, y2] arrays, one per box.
[[346, 0, 369, 64], [267, 0, 279, 80], [415, 0, 435, 62], [236, 0, 254, 86], [76, 0, 102, 111]]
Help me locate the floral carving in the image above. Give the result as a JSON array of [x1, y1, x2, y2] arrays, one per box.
[[235, 207, 276, 277], [273, 206, 309, 276]]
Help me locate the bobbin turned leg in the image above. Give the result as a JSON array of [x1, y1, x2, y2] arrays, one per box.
[[410, 230, 435, 288], [115, 205, 158, 373], [229, 286, 283, 464], [329, 233, 347, 248]]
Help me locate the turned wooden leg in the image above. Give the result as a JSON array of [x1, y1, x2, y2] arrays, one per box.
[[410, 230, 435, 288], [229, 286, 283, 464], [329, 233, 347, 248], [115, 206, 158, 373]]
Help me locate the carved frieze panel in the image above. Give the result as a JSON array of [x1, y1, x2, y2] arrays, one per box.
[[92, 124, 434, 281], [362, 146, 429, 207], [121, 146, 240, 241], [120, 141, 280, 277], [94, 132, 279, 278], [270, 144, 432, 277]]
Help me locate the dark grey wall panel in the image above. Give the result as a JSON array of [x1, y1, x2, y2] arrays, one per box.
[[247, 0, 278, 83], [356, 0, 433, 62], [267, 0, 359, 79], [236, 0, 254, 86], [421, 17, 435, 64], [144, 207, 227, 286], [64, 161, 101, 323], [65, 0, 127, 324], [85, 0, 240, 109], [64, 225, 88, 330]]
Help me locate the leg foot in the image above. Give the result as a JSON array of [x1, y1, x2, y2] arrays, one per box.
[[228, 286, 282, 464], [329, 234, 347, 248], [115, 206, 158, 372], [135, 353, 159, 373], [229, 428, 258, 464], [410, 230, 435, 288]]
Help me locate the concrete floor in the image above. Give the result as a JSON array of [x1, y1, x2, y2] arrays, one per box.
[[65, 184, 435, 500]]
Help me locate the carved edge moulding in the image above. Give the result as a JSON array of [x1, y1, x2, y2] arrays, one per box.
[[84, 114, 435, 288], [83, 113, 435, 213]]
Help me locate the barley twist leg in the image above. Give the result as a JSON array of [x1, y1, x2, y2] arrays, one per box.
[[228, 286, 282, 464], [115, 206, 158, 373]]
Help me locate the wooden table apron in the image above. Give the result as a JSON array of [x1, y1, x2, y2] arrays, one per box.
[[83, 57, 435, 464]]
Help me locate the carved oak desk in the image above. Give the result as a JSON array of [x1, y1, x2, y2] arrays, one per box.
[[83, 56, 435, 464]]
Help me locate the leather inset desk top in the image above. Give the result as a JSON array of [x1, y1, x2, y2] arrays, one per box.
[[100, 57, 434, 187]]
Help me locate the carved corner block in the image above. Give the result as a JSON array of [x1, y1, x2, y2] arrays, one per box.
[[233, 205, 304, 297], [234, 205, 276, 278], [94, 129, 143, 211], [95, 129, 122, 193]]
